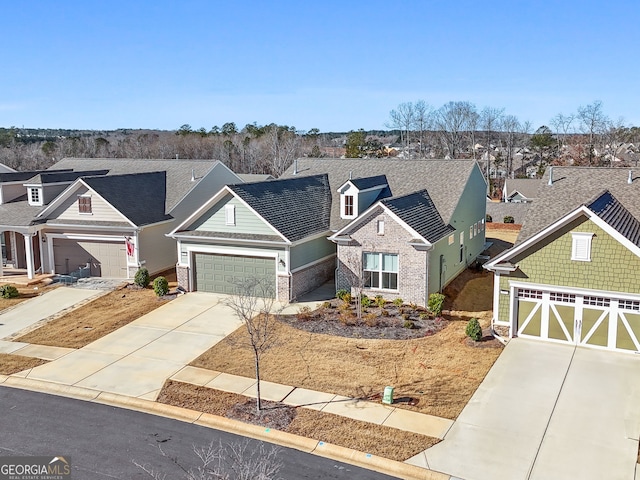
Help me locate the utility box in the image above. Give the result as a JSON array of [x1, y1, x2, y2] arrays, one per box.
[[382, 386, 394, 405]]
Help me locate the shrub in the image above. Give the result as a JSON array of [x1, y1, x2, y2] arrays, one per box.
[[401, 313, 410, 321], [393, 298, 403, 307], [428, 293, 445, 317], [465, 318, 482, 341], [297, 306, 313, 321], [374, 295, 385, 308], [486, 214, 493, 223], [360, 295, 371, 308], [403, 320, 416, 329], [133, 267, 150, 288], [321, 301, 331, 309], [364, 313, 379, 327], [381, 309, 389, 317], [503, 215, 515, 224], [419, 312, 429, 320], [0, 285, 19, 299], [339, 312, 356, 326], [336, 289, 350, 302], [152, 276, 169, 297]]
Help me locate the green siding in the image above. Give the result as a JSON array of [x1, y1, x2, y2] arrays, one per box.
[[290, 236, 335, 270], [191, 194, 276, 236]]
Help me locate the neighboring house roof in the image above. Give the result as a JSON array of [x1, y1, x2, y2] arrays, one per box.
[[25, 169, 110, 185], [486, 200, 531, 224], [282, 158, 480, 230], [504, 178, 541, 201], [587, 190, 640, 246], [82, 172, 173, 226], [518, 167, 640, 244], [49, 158, 227, 213], [228, 174, 332, 242], [0, 198, 42, 228], [0, 169, 73, 183], [236, 173, 274, 182], [349, 175, 388, 190], [381, 190, 455, 243]]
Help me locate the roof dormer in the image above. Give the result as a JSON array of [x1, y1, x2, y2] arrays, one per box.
[[337, 175, 388, 220]]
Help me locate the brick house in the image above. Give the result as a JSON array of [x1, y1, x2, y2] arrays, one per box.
[[170, 158, 487, 306]]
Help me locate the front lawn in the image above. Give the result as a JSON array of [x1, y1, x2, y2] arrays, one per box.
[[0, 353, 48, 375]]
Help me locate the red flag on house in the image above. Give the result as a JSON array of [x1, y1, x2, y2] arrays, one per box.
[[125, 238, 134, 256]]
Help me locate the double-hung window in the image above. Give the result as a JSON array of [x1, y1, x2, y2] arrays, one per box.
[[363, 252, 398, 290], [344, 195, 354, 217]]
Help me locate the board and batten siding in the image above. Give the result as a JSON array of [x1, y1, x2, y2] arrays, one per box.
[[46, 186, 129, 223], [290, 236, 335, 270], [190, 194, 276, 236], [495, 216, 640, 323]]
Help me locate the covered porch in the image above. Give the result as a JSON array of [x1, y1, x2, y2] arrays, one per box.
[[2, 228, 43, 280]]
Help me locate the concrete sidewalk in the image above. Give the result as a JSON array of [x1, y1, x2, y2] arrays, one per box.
[[170, 365, 454, 440]]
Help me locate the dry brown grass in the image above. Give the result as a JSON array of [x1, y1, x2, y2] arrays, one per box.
[[15, 286, 171, 348], [486, 224, 521, 244], [191, 313, 501, 419], [158, 380, 437, 461], [0, 353, 48, 374]]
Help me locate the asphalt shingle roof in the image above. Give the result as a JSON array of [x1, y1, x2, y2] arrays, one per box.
[[382, 190, 455, 243], [229, 174, 332, 242], [282, 158, 478, 230], [0, 169, 73, 183], [50, 158, 224, 212], [504, 178, 541, 200], [586, 190, 640, 246], [83, 172, 173, 226], [518, 167, 640, 244], [27, 170, 110, 184], [349, 175, 388, 190]]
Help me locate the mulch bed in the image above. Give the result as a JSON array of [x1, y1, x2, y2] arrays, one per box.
[[279, 298, 448, 340], [226, 399, 298, 431]]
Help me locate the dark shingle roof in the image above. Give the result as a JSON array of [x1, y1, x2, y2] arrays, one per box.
[[349, 175, 388, 190], [382, 190, 455, 243], [282, 158, 479, 230], [82, 172, 173, 226], [586, 190, 640, 246], [0, 169, 73, 183], [229, 174, 332, 242], [27, 170, 110, 184], [518, 167, 640, 244], [50, 158, 227, 212]]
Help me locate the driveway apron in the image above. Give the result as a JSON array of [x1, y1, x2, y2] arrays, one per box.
[[23, 292, 242, 398], [419, 339, 640, 480]]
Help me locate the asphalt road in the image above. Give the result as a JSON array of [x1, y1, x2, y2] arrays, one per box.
[[0, 387, 398, 479]]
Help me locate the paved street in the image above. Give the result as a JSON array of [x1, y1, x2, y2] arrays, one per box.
[[0, 387, 398, 480]]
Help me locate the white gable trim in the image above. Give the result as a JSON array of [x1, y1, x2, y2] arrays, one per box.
[[485, 205, 640, 271], [36, 178, 136, 227]]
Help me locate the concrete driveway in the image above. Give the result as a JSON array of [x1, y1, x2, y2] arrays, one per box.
[[20, 292, 242, 399], [409, 339, 640, 480]]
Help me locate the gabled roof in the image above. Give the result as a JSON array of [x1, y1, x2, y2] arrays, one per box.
[[504, 178, 541, 200], [518, 167, 640, 244], [81, 172, 173, 226], [348, 175, 388, 190], [228, 174, 331, 242], [381, 190, 455, 243], [587, 190, 640, 246], [282, 158, 480, 230], [25, 169, 110, 185], [50, 158, 236, 212]]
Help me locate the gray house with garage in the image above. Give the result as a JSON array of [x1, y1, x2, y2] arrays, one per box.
[[170, 158, 488, 306]]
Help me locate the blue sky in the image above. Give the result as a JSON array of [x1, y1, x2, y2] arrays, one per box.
[[2, 1, 639, 132]]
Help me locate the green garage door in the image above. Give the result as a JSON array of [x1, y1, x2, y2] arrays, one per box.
[[193, 253, 276, 296]]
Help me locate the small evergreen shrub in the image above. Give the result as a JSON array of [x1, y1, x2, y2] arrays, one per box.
[[134, 267, 150, 288], [393, 298, 403, 307], [503, 215, 515, 224], [364, 313, 378, 327], [153, 276, 169, 297], [374, 295, 386, 308], [419, 313, 429, 320], [321, 301, 331, 309], [428, 293, 445, 316], [0, 285, 19, 299], [486, 214, 493, 223], [360, 295, 372, 308], [465, 317, 482, 341], [381, 309, 390, 317], [403, 320, 416, 329], [336, 289, 350, 301]]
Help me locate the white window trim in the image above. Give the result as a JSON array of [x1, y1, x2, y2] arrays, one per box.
[[341, 194, 357, 219], [78, 194, 92, 215], [29, 187, 43, 206], [377, 219, 384, 235], [363, 252, 399, 291], [571, 232, 594, 261], [225, 204, 236, 226]]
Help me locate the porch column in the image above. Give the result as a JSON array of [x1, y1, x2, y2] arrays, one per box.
[[24, 233, 35, 279]]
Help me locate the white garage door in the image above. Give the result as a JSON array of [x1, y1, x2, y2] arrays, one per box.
[[53, 238, 127, 278], [516, 287, 640, 353]]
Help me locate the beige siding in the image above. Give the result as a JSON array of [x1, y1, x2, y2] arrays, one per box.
[[191, 194, 275, 236], [138, 221, 178, 274], [1, 184, 25, 204], [46, 186, 129, 223]]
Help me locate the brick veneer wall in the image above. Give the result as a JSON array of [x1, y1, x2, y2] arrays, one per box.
[[338, 209, 428, 306], [177, 265, 191, 291], [291, 256, 335, 300]]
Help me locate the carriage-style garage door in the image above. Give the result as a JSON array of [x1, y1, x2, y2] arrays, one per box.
[[53, 238, 127, 277], [517, 287, 640, 352], [193, 253, 276, 296]]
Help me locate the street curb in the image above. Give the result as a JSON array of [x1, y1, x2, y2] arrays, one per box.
[[0, 376, 450, 480]]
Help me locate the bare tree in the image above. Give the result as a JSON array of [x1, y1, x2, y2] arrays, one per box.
[[577, 100, 609, 165], [433, 101, 478, 158], [224, 278, 281, 412], [413, 100, 433, 157], [550, 113, 575, 162], [499, 114, 520, 177], [386, 102, 416, 154], [480, 107, 504, 178], [135, 440, 283, 480]]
